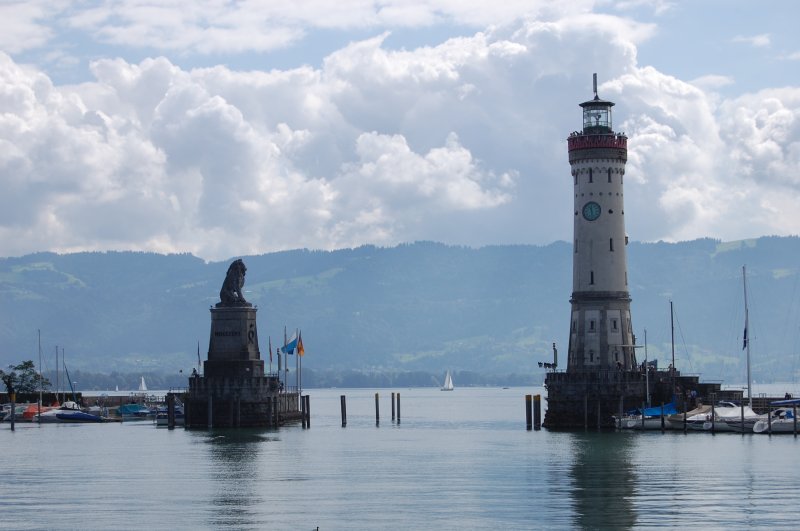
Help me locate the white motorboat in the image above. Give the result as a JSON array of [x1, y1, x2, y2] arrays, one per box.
[[753, 399, 800, 434], [37, 401, 105, 423]]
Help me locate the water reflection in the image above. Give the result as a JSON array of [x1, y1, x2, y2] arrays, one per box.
[[199, 428, 276, 528], [569, 432, 637, 529]]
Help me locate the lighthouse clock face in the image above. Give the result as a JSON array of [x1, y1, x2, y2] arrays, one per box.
[[582, 201, 601, 221]]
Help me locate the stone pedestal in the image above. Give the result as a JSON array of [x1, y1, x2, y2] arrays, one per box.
[[185, 303, 302, 428], [205, 305, 264, 379]]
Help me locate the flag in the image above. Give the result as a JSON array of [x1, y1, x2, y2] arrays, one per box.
[[269, 336, 273, 363], [743, 327, 748, 350], [297, 331, 304, 357], [281, 330, 298, 355]]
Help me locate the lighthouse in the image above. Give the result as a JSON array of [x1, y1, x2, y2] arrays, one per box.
[[566, 73, 636, 372], [542, 75, 727, 429]]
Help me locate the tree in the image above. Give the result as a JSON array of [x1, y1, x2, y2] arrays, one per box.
[[0, 360, 51, 395]]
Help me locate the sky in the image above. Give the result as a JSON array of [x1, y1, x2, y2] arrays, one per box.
[[0, 0, 798, 261]]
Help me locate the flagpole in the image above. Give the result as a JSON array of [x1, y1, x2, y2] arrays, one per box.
[[299, 330, 302, 397], [284, 325, 289, 391], [743, 265, 752, 409], [295, 329, 299, 393]]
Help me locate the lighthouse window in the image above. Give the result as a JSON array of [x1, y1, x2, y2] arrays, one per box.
[[614, 351, 619, 362], [588, 169, 593, 183], [608, 168, 612, 183], [589, 350, 595, 362], [590, 271, 594, 285], [609, 238, 614, 252], [574, 175, 577, 185], [572, 320, 577, 332], [612, 319, 618, 330]]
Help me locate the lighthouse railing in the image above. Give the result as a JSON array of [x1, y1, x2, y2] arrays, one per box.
[[567, 133, 627, 152]]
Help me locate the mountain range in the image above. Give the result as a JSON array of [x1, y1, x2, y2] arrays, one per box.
[[1, 236, 799, 389]]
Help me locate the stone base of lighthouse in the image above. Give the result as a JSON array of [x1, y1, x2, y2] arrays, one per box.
[[543, 369, 726, 429]]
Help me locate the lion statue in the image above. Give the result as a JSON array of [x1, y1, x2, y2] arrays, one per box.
[[218, 259, 248, 306]]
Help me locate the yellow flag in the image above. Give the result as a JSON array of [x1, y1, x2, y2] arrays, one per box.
[[297, 331, 305, 357]]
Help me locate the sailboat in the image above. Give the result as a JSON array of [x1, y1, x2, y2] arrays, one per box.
[[616, 306, 679, 430], [718, 265, 764, 432], [441, 370, 454, 391]]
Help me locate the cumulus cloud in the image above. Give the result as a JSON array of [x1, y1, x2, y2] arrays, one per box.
[[617, 69, 800, 242], [0, 8, 797, 260]]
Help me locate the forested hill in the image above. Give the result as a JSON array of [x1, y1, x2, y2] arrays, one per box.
[[1, 236, 799, 387]]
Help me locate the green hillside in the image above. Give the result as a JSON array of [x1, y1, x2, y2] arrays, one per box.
[[1, 237, 799, 387]]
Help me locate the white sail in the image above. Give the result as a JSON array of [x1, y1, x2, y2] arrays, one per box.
[[441, 370, 454, 391], [138, 376, 147, 392]]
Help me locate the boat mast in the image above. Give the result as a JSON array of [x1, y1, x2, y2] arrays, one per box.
[[38, 330, 42, 420], [670, 301, 675, 376], [644, 328, 650, 407], [55, 345, 59, 403], [743, 265, 752, 408]]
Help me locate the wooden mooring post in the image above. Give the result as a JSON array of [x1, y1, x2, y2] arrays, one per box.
[[9, 392, 15, 431], [396, 392, 401, 424], [301, 395, 307, 429], [710, 402, 715, 434], [740, 403, 745, 435], [768, 404, 772, 434], [375, 392, 380, 426], [525, 395, 532, 430], [533, 394, 541, 430], [305, 395, 311, 428], [340, 395, 347, 427], [391, 392, 395, 421], [683, 406, 687, 434], [584, 394, 588, 431], [641, 401, 645, 430], [167, 393, 176, 430]]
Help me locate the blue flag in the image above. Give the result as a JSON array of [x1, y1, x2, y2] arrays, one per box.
[[281, 331, 298, 355]]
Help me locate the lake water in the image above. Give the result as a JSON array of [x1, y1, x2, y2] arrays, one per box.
[[4, 386, 800, 530]]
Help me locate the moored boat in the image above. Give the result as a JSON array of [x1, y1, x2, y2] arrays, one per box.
[[665, 404, 713, 430], [116, 403, 153, 420], [154, 407, 185, 427], [37, 401, 107, 423], [616, 402, 678, 430], [753, 399, 800, 434]]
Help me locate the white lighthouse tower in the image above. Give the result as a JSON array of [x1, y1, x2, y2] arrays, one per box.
[[566, 74, 636, 372]]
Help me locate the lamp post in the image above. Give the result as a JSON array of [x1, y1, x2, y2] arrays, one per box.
[[538, 343, 559, 372]]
